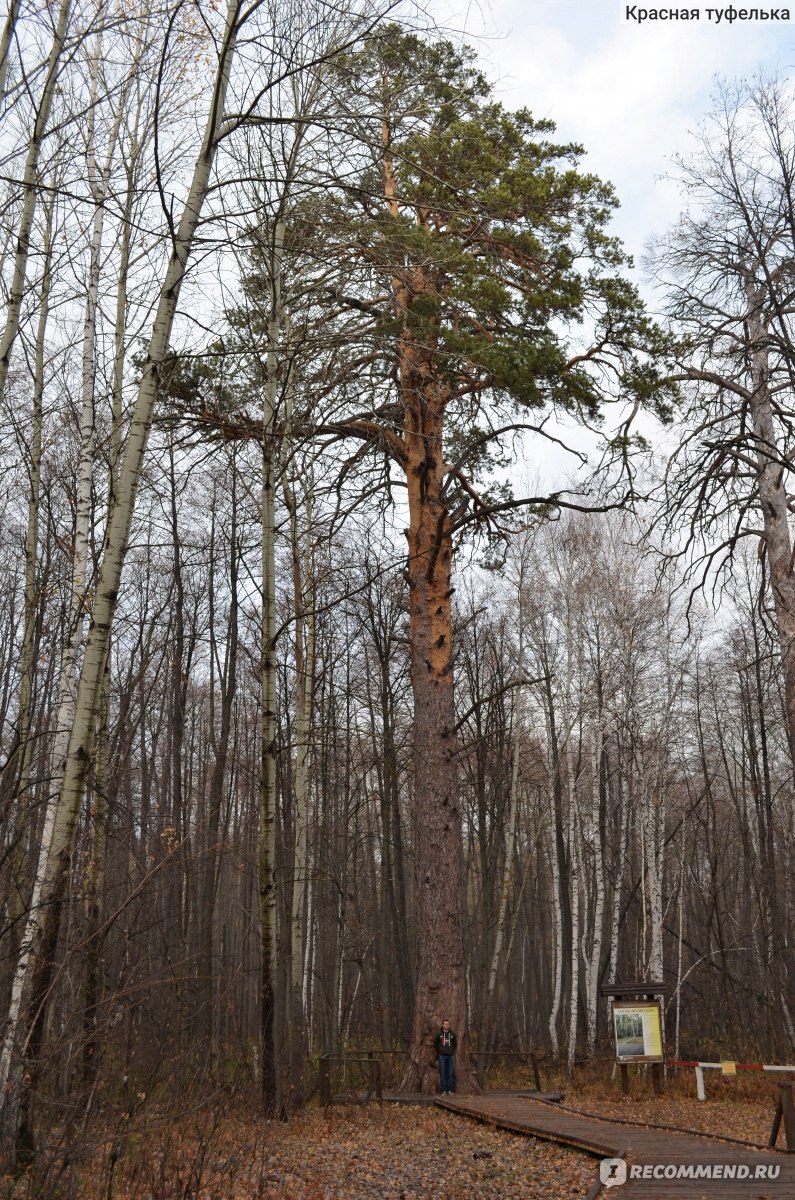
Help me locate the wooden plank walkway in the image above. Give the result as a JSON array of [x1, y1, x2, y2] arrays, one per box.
[[437, 1093, 795, 1197]]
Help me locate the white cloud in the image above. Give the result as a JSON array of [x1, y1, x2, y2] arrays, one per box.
[[445, 1, 793, 265]]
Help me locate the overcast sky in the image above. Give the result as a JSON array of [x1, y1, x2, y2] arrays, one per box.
[[445, 1, 794, 282], [419, 2, 794, 488]]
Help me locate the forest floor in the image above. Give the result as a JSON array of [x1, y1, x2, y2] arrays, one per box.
[[8, 1070, 788, 1198], [563, 1067, 779, 1145], [11, 1103, 596, 1200]]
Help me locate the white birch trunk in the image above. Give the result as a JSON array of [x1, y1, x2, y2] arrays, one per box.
[[608, 773, 629, 986], [675, 828, 685, 1060], [644, 775, 664, 982], [0, 0, 21, 108], [565, 604, 581, 1077], [0, 0, 71, 404], [0, 0, 240, 1126], [547, 788, 563, 1057], [10, 180, 55, 927], [49, 46, 124, 798], [484, 587, 525, 1040], [566, 788, 580, 1077], [584, 736, 605, 1057]]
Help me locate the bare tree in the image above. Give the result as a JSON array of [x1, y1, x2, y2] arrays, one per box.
[[652, 76, 795, 781]]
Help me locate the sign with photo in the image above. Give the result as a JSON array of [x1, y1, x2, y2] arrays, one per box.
[[612, 999, 663, 1063]]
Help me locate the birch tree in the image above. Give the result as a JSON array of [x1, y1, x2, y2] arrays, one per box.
[[0, 0, 72, 405], [0, 0, 389, 1156]]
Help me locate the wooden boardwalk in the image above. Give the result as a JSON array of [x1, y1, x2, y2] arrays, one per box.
[[437, 1093, 795, 1197]]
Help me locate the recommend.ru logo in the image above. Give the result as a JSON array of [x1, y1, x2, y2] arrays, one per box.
[[599, 1158, 781, 1186], [600, 1159, 627, 1188]]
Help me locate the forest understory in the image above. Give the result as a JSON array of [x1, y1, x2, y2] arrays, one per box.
[[4, 1069, 784, 1200], [5, 1103, 593, 1200]]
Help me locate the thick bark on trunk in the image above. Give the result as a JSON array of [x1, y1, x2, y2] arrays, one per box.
[[376, 106, 472, 1093], [399, 393, 473, 1093]]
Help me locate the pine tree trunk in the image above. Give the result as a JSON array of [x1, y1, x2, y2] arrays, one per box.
[[399, 388, 473, 1093], [376, 105, 472, 1094]]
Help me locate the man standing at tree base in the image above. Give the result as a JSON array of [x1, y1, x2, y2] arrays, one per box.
[[434, 1019, 457, 1094]]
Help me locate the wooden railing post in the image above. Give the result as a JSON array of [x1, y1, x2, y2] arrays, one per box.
[[783, 1083, 795, 1150], [476, 1051, 485, 1090], [366, 1051, 382, 1101], [770, 1082, 795, 1151], [319, 1053, 331, 1109]]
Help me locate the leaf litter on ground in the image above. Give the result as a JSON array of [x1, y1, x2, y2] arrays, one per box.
[[565, 1072, 781, 1147], [40, 1102, 596, 1199]]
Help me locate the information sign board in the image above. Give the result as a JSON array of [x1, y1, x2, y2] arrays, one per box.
[[612, 999, 663, 1063]]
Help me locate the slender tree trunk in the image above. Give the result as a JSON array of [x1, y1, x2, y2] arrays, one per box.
[[746, 287, 795, 782], [9, 181, 55, 934], [566, 783, 580, 1077], [483, 592, 524, 1051], [0, 3, 240, 1160], [584, 736, 605, 1058], [0, 0, 22, 105], [547, 794, 563, 1058], [0, 0, 71, 405], [260, 219, 285, 1117], [49, 39, 123, 814], [283, 469, 314, 1095], [608, 772, 629, 986], [200, 473, 239, 1058], [643, 773, 664, 982]]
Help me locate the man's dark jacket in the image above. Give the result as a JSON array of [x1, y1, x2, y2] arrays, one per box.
[[434, 1028, 457, 1056]]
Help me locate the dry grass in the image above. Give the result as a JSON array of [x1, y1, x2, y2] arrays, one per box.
[[8, 1059, 790, 1197], [562, 1060, 785, 1147], [7, 1103, 596, 1200]]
